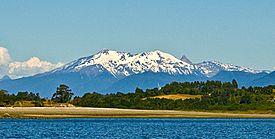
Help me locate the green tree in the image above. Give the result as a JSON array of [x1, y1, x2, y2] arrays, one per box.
[[232, 79, 238, 90], [135, 88, 144, 98], [52, 84, 74, 103], [240, 95, 252, 104], [0, 90, 8, 106], [0, 90, 8, 101], [16, 92, 40, 101]]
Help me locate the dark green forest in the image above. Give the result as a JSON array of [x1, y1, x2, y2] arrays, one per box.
[[1, 80, 275, 112]]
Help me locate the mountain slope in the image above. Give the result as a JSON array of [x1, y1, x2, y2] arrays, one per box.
[[180, 55, 192, 64], [105, 72, 207, 93], [0, 66, 118, 97], [0, 49, 270, 97], [52, 49, 197, 77], [248, 71, 275, 86], [0, 75, 11, 81], [196, 61, 261, 77], [210, 71, 268, 87], [49, 49, 263, 78]]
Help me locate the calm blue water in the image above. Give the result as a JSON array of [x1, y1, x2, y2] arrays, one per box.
[[0, 118, 274, 138]]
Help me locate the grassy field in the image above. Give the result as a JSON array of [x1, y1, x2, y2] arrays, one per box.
[[1, 107, 275, 118], [149, 94, 202, 100]]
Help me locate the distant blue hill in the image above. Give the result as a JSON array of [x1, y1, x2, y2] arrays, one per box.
[[0, 71, 117, 97], [1, 70, 273, 98], [249, 71, 275, 87], [0, 75, 11, 82], [210, 71, 268, 87], [104, 72, 207, 93], [0, 49, 273, 97]]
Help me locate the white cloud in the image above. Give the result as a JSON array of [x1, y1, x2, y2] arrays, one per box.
[[8, 57, 63, 78], [0, 64, 9, 78], [0, 47, 11, 65], [0, 47, 63, 79], [0, 47, 11, 78]]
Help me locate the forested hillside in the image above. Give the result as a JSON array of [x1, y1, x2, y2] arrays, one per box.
[[1, 80, 275, 112]]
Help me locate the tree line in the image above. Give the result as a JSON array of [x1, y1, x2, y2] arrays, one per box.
[[71, 80, 275, 111], [1, 80, 275, 111], [0, 84, 73, 107]]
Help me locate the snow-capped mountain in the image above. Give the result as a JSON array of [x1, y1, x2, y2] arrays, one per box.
[[53, 49, 262, 78], [195, 61, 262, 77], [53, 49, 197, 77], [0, 49, 271, 97]]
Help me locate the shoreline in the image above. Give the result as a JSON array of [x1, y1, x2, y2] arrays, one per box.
[[1, 107, 275, 119]]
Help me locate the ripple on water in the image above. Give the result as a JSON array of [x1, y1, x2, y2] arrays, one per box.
[[0, 118, 274, 138]]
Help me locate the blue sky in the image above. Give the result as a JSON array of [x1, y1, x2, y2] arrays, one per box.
[[0, 0, 274, 73]]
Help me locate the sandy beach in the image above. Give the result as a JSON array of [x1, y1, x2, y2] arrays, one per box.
[[0, 107, 275, 118]]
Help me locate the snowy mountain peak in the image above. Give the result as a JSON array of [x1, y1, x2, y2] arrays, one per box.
[[53, 49, 263, 78], [140, 50, 189, 64], [180, 55, 192, 64], [96, 49, 128, 55], [196, 61, 262, 77], [55, 49, 194, 77], [98, 48, 112, 53]]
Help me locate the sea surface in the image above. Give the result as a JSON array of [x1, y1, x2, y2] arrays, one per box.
[[0, 118, 274, 138]]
